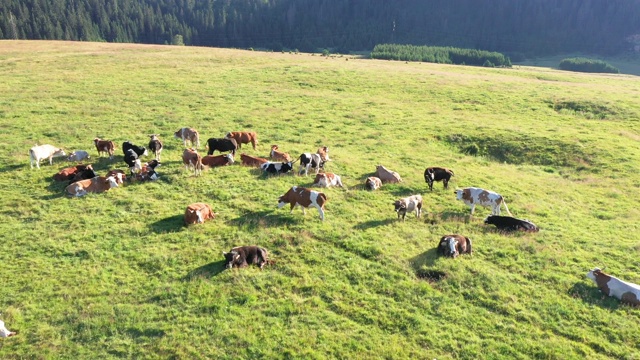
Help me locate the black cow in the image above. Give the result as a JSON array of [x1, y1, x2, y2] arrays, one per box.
[[424, 167, 454, 191], [261, 161, 293, 175], [223, 245, 270, 270], [437, 235, 472, 258], [148, 135, 163, 161], [68, 167, 98, 184], [122, 141, 148, 158], [298, 153, 324, 176], [206, 137, 238, 156], [484, 215, 539, 232]]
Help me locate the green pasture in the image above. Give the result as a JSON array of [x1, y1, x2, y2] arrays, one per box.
[[0, 41, 639, 359]]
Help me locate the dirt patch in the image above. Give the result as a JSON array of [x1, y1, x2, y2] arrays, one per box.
[[416, 269, 447, 282]]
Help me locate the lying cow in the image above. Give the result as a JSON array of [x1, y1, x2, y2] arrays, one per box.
[[206, 137, 238, 155], [226, 131, 258, 150], [240, 153, 269, 167], [53, 164, 91, 182], [298, 153, 324, 176], [261, 161, 294, 175], [68, 166, 98, 184], [202, 154, 234, 167], [270, 145, 292, 162], [106, 169, 127, 184], [175, 127, 200, 148], [67, 150, 90, 162], [375, 165, 402, 183], [278, 186, 327, 221], [484, 215, 539, 232], [424, 167, 454, 191], [455, 187, 512, 216], [182, 148, 204, 176], [437, 235, 472, 258], [65, 175, 119, 197], [93, 138, 115, 159], [587, 268, 640, 306], [365, 176, 382, 191], [0, 318, 17, 338], [223, 245, 270, 270], [393, 195, 423, 221], [184, 203, 216, 225], [29, 144, 66, 169], [148, 134, 163, 161], [313, 173, 344, 188]]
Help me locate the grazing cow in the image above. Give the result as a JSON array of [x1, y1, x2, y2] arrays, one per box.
[[174, 127, 200, 148], [223, 245, 270, 270], [122, 141, 147, 158], [184, 203, 216, 225], [93, 138, 115, 159], [29, 144, 66, 169], [484, 215, 539, 232], [106, 169, 127, 184], [0, 318, 17, 338], [65, 175, 119, 197], [148, 134, 163, 161], [393, 195, 423, 221], [298, 153, 324, 176], [68, 166, 98, 184], [270, 145, 292, 162], [277, 186, 327, 221], [202, 154, 234, 167], [424, 167, 454, 191], [123, 148, 142, 174], [375, 165, 402, 183], [365, 176, 382, 191], [53, 164, 90, 182], [182, 148, 204, 176], [317, 146, 331, 162], [455, 187, 512, 216], [226, 131, 258, 150], [66, 150, 90, 162], [261, 161, 294, 175], [313, 172, 344, 188], [240, 153, 269, 167], [437, 235, 472, 258], [587, 268, 640, 306], [206, 137, 238, 156]]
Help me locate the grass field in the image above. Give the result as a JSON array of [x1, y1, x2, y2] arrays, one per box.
[[0, 40, 639, 359]]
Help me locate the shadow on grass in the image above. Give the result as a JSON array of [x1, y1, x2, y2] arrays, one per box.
[[227, 209, 297, 229], [126, 327, 165, 338], [569, 282, 623, 310], [0, 164, 25, 173], [149, 214, 185, 233], [353, 218, 396, 230], [409, 248, 447, 282], [438, 211, 472, 223], [184, 260, 226, 280]]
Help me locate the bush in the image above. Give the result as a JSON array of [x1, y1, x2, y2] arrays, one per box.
[[558, 57, 619, 74], [171, 34, 184, 46]]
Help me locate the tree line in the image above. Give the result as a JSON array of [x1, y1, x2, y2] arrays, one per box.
[[371, 44, 511, 67], [1, 0, 639, 56]]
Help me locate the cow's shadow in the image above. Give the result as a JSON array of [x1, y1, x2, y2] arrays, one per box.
[[568, 282, 624, 310], [353, 218, 396, 230], [0, 164, 25, 173], [227, 209, 297, 229], [410, 248, 440, 269], [149, 214, 185, 233], [438, 211, 472, 223], [183, 260, 226, 280]]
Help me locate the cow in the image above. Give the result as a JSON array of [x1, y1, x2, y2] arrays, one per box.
[[317, 146, 331, 162], [375, 165, 402, 183], [133, 168, 159, 182], [182, 148, 204, 176], [0, 318, 17, 338], [148, 134, 163, 161], [123, 148, 142, 175], [66, 150, 90, 162], [261, 161, 294, 175], [93, 138, 115, 159], [365, 177, 382, 191], [298, 153, 324, 176], [587, 268, 640, 306], [122, 141, 147, 158], [393, 195, 423, 221], [455, 187, 512, 216], [313, 172, 344, 188], [226, 131, 258, 150], [437, 235, 472, 258], [65, 175, 119, 197], [424, 167, 454, 191], [142, 159, 161, 172], [174, 127, 200, 148], [484, 215, 539, 232], [202, 154, 234, 167], [106, 169, 127, 184], [68, 166, 98, 184], [206, 137, 238, 156], [277, 186, 327, 221], [223, 245, 270, 270], [184, 203, 216, 225], [270, 145, 292, 162], [29, 144, 66, 169], [53, 164, 90, 182], [240, 153, 269, 167]]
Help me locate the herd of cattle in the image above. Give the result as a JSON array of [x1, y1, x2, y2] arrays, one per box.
[[23, 127, 640, 308]]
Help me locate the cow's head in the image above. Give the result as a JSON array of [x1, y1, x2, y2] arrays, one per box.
[[105, 175, 119, 189], [393, 199, 407, 213], [173, 129, 182, 139], [150, 134, 159, 140], [223, 250, 240, 269], [54, 148, 66, 157], [586, 268, 605, 283], [454, 189, 464, 200], [483, 215, 495, 225], [441, 237, 459, 258], [271, 145, 279, 150], [225, 132, 232, 138], [282, 162, 293, 173], [225, 154, 235, 164], [146, 160, 161, 169]]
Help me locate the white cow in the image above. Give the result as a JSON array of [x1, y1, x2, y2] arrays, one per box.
[[454, 187, 511, 216], [29, 144, 66, 169], [0, 317, 17, 338], [67, 150, 91, 162]]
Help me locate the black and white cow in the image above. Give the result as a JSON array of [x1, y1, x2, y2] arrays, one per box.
[[223, 245, 270, 270], [122, 141, 148, 158], [298, 153, 324, 176], [123, 148, 142, 174], [484, 215, 539, 232], [424, 167, 454, 191], [206, 137, 238, 156], [148, 135, 163, 161], [261, 161, 294, 175]]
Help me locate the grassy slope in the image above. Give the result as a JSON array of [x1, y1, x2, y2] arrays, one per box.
[[0, 41, 639, 359]]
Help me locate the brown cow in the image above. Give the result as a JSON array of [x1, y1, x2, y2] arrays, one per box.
[[202, 154, 234, 167], [184, 203, 216, 225], [226, 131, 258, 150], [53, 164, 90, 182], [240, 153, 269, 167], [174, 127, 200, 148], [277, 186, 327, 221], [106, 169, 127, 184], [365, 176, 382, 191], [270, 145, 292, 162], [65, 175, 119, 197], [375, 165, 402, 183], [317, 146, 331, 162], [93, 138, 115, 159], [437, 235, 472, 258], [223, 245, 270, 270], [182, 148, 204, 176]]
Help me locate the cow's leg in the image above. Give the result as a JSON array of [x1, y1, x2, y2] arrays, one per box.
[[302, 207, 306, 215], [469, 204, 475, 215], [443, 179, 448, 189], [49, 156, 54, 165], [317, 206, 325, 221], [428, 181, 433, 191], [289, 203, 296, 213]]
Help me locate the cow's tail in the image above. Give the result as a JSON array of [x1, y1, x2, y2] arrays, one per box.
[[466, 237, 472, 255], [318, 193, 328, 208], [502, 198, 512, 216], [447, 169, 455, 177]]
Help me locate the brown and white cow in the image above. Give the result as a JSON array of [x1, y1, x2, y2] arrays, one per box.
[[270, 145, 292, 162], [454, 187, 512, 216], [317, 146, 330, 162], [106, 169, 127, 184], [182, 148, 204, 176], [148, 134, 163, 161], [184, 203, 216, 225], [277, 186, 327, 221], [93, 138, 115, 159], [240, 153, 269, 167], [375, 165, 402, 183], [393, 195, 423, 221], [587, 268, 640, 306], [54, 164, 91, 182], [365, 177, 382, 191], [29, 144, 66, 169], [174, 127, 200, 148], [226, 131, 258, 150], [202, 154, 234, 167], [65, 175, 119, 197], [437, 235, 472, 258], [223, 245, 270, 270], [313, 173, 344, 188]]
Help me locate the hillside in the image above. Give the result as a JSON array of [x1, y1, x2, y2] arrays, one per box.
[[0, 41, 639, 359]]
